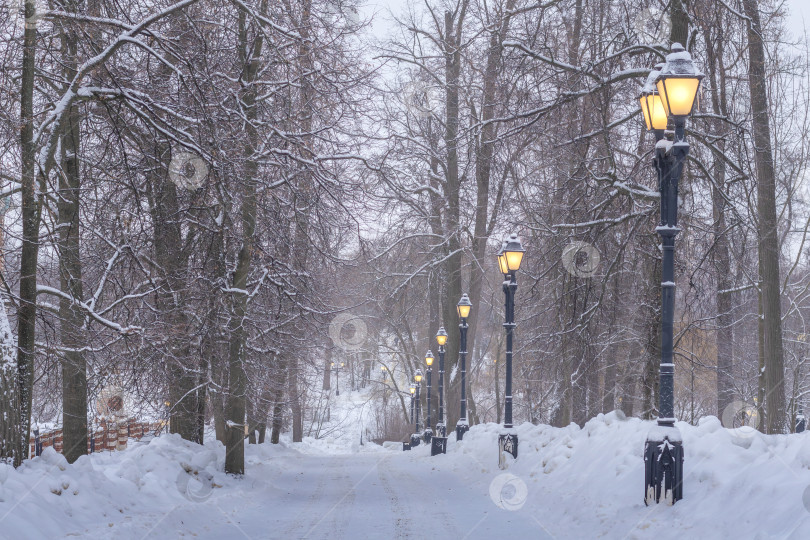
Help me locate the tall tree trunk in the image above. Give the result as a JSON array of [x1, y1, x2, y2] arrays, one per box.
[[465, 0, 516, 425], [224, 4, 265, 474], [702, 17, 735, 418], [743, 0, 787, 433], [58, 0, 88, 463], [441, 6, 467, 431], [16, 0, 42, 467]]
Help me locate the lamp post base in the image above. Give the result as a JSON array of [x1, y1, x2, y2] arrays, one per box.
[[431, 436, 447, 456], [498, 431, 518, 469], [402, 442, 411, 451], [456, 420, 469, 441], [423, 428, 433, 443], [436, 422, 446, 437], [644, 424, 684, 505], [410, 433, 421, 448]]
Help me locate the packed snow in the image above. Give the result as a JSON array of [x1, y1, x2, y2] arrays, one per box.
[[1, 412, 809, 539]]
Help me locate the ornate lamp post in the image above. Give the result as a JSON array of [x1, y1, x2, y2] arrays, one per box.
[[456, 294, 472, 440], [435, 327, 447, 436], [432, 329, 449, 455], [639, 43, 703, 506], [424, 351, 434, 442], [330, 361, 345, 396], [411, 370, 423, 447], [496, 233, 525, 468], [409, 383, 419, 447]]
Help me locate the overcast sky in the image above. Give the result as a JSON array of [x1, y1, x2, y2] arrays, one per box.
[[363, 0, 810, 44]]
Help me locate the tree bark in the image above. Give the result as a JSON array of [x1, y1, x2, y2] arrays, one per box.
[[58, 0, 88, 463], [743, 0, 787, 433], [15, 0, 42, 467], [225, 4, 265, 474]]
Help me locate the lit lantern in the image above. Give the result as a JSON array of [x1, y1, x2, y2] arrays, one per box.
[[639, 64, 668, 131], [655, 43, 703, 118], [457, 294, 472, 319], [436, 327, 447, 346]]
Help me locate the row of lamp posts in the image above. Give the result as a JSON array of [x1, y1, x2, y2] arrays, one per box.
[[400, 41, 701, 505], [403, 234, 526, 468]]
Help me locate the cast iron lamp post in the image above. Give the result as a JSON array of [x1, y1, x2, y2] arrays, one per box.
[[639, 43, 703, 506], [436, 327, 447, 436], [411, 371, 423, 447], [431, 328, 449, 455], [456, 294, 472, 440], [424, 351, 434, 442], [409, 384, 419, 447], [496, 233, 525, 468], [330, 361, 345, 396]]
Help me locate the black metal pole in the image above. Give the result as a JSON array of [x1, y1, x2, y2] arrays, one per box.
[[410, 392, 414, 424], [456, 318, 469, 440], [415, 384, 421, 433], [504, 273, 516, 428], [335, 365, 340, 396], [644, 118, 687, 505], [498, 272, 519, 466], [425, 368, 432, 441], [437, 346, 445, 437]]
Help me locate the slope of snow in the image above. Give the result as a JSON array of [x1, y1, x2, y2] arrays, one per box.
[[0, 412, 809, 539]]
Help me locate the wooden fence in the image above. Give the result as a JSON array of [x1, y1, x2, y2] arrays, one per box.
[[29, 418, 164, 458]]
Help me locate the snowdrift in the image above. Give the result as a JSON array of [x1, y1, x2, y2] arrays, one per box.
[[1, 413, 809, 539]]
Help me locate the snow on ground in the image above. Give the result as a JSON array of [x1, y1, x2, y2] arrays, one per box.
[[2, 412, 810, 539]]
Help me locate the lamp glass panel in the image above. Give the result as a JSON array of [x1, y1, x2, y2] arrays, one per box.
[[644, 94, 668, 130], [639, 96, 652, 130], [426, 355, 433, 366], [505, 250, 524, 272], [436, 334, 447, 346], [457, 304, 471, 319], [657, 77, 700, 117], [497, 253, 509, 274], [415, 374, 422, 382]]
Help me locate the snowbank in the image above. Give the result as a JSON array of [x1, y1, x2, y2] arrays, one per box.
[[2, 413, 809, 539], [410, 412, 810, 539]]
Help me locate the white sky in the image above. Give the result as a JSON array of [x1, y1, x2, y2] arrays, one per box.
[[785, 0, 809, 41], [363, 0, 810, 43]]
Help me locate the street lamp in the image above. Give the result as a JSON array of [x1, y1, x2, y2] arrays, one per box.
[[330, 361, 345, 396], [436, 327, 448, 437], [497, 233, 524, 468], [432, 327, 449, 456], [409, 384, 419, 447], [456, 294, 472, 440], [412, 371, 423, 448], [639, 43, 702, 506], [424, 351, 434, 442]]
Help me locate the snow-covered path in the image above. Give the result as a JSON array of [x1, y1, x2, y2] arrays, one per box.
[[5, 413, 810, 539], [71, 449, 548, 539]]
